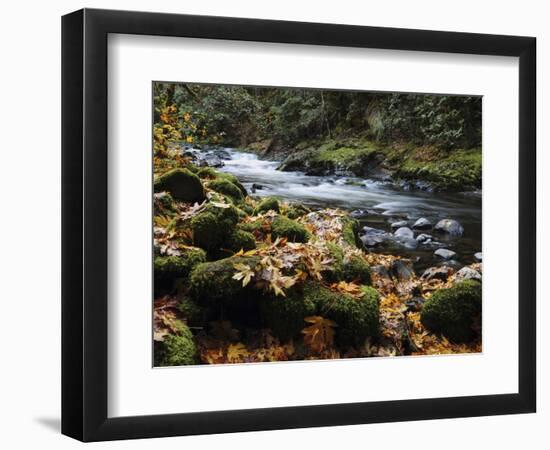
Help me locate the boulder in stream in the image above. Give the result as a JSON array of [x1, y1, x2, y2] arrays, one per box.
[[412, 217, 432, 230], [434, 219, 464, 236], [434, 248, 457, 260]]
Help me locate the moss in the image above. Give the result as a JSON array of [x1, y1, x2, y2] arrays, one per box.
[[190, 204, 240, 251], [228, 229, 256, 252], [341, 216, 361, 248], [197, 166, 218, 179], [285, 203, 310, 220], [153, 192, 177, 215], [240, 203, 255, 215], [208, 178, 244, 203], [421, 280, 482, 342], [311, 283, 379, 347], [217, 172, 247, 196], [254, 197, 280, 214], [189, 256, 259, 308], [343, 256, 372, 285], [177, 296, 203, 324], [271, 215, 310, 243], [324, 242, 345, 281], [154, 248, 207, 281], [260, 290, 317, 341], [154, 168, 205, 203], [154, 321, 198, 366], [396, 148, 481, 191], [190, 212, 219, 251]]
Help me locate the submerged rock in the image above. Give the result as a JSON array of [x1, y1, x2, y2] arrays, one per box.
[[434, 219, 464, 236]]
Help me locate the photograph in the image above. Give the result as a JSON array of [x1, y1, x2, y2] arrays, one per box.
[[152, 82, 483, 366]]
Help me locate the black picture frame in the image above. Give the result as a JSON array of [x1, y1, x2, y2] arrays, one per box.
[[62, 8, 536, 442]]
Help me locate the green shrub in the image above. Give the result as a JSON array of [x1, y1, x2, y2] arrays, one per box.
[[254, 197, 280, 214], [421, 280, 482, 342], [271, 215, 310, 242], [154, 321, 198, 366], [208, 179, 244, 203], [154, 168, 205, 203], [312, 283, 379, 347]]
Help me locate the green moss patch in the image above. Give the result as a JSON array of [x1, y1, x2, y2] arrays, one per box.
[[254, 196, 281, 215], [308, 282, 379, 347], [154, 168, 205, 203], [154, 321, 198, 366], [421, 280, 482, 342], [228, 229, 256, 252], [208, 178, 244, 203], [271, 215, 310, 243]]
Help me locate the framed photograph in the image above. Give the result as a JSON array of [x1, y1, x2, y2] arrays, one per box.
[[62, 8, 536, 441]]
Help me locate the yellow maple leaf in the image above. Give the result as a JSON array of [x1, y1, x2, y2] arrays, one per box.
[[301, 316, 337, 353], [232, 263, 255, 287]]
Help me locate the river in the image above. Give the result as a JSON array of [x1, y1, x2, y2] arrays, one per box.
[[219, 149, 482, 272]]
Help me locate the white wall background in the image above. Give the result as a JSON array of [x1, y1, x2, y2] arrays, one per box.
[[0, 0, 546, 448]]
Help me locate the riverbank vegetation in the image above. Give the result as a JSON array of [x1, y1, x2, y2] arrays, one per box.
[[154, 82, 482, 191], [152, 85, 482, 365]]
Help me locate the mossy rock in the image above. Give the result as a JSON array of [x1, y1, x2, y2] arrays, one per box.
[[312, 282, 379, 347], [323, 244, 371, 285], [190, 203, 240, 252], [197, 166, 218, 179], [343, 256, 372, 285], [421, 280, 482, 342], [239, 203, 255, 215], [324, 242, 345, 281], [341, 216, 361, 248], [154, 321, 198, 366], [217, 172, 247, 196], [154, 248, 207, 294], [189, 256, 260, 308], [176, 295, 204, 325], [271, 215, 310, 242], [260, 290, 317, 341], [153, 192, 177, 215], [208, 179, 244, 203], [254, 197, 280, 214], [285, 203, 311, 220], [228, 229, 256, 252], [154, 168, 205, 203], [154, 249, 206, 280]]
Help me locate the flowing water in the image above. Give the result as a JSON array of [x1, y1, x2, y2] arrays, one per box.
[[219, 149, 482, 272]]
